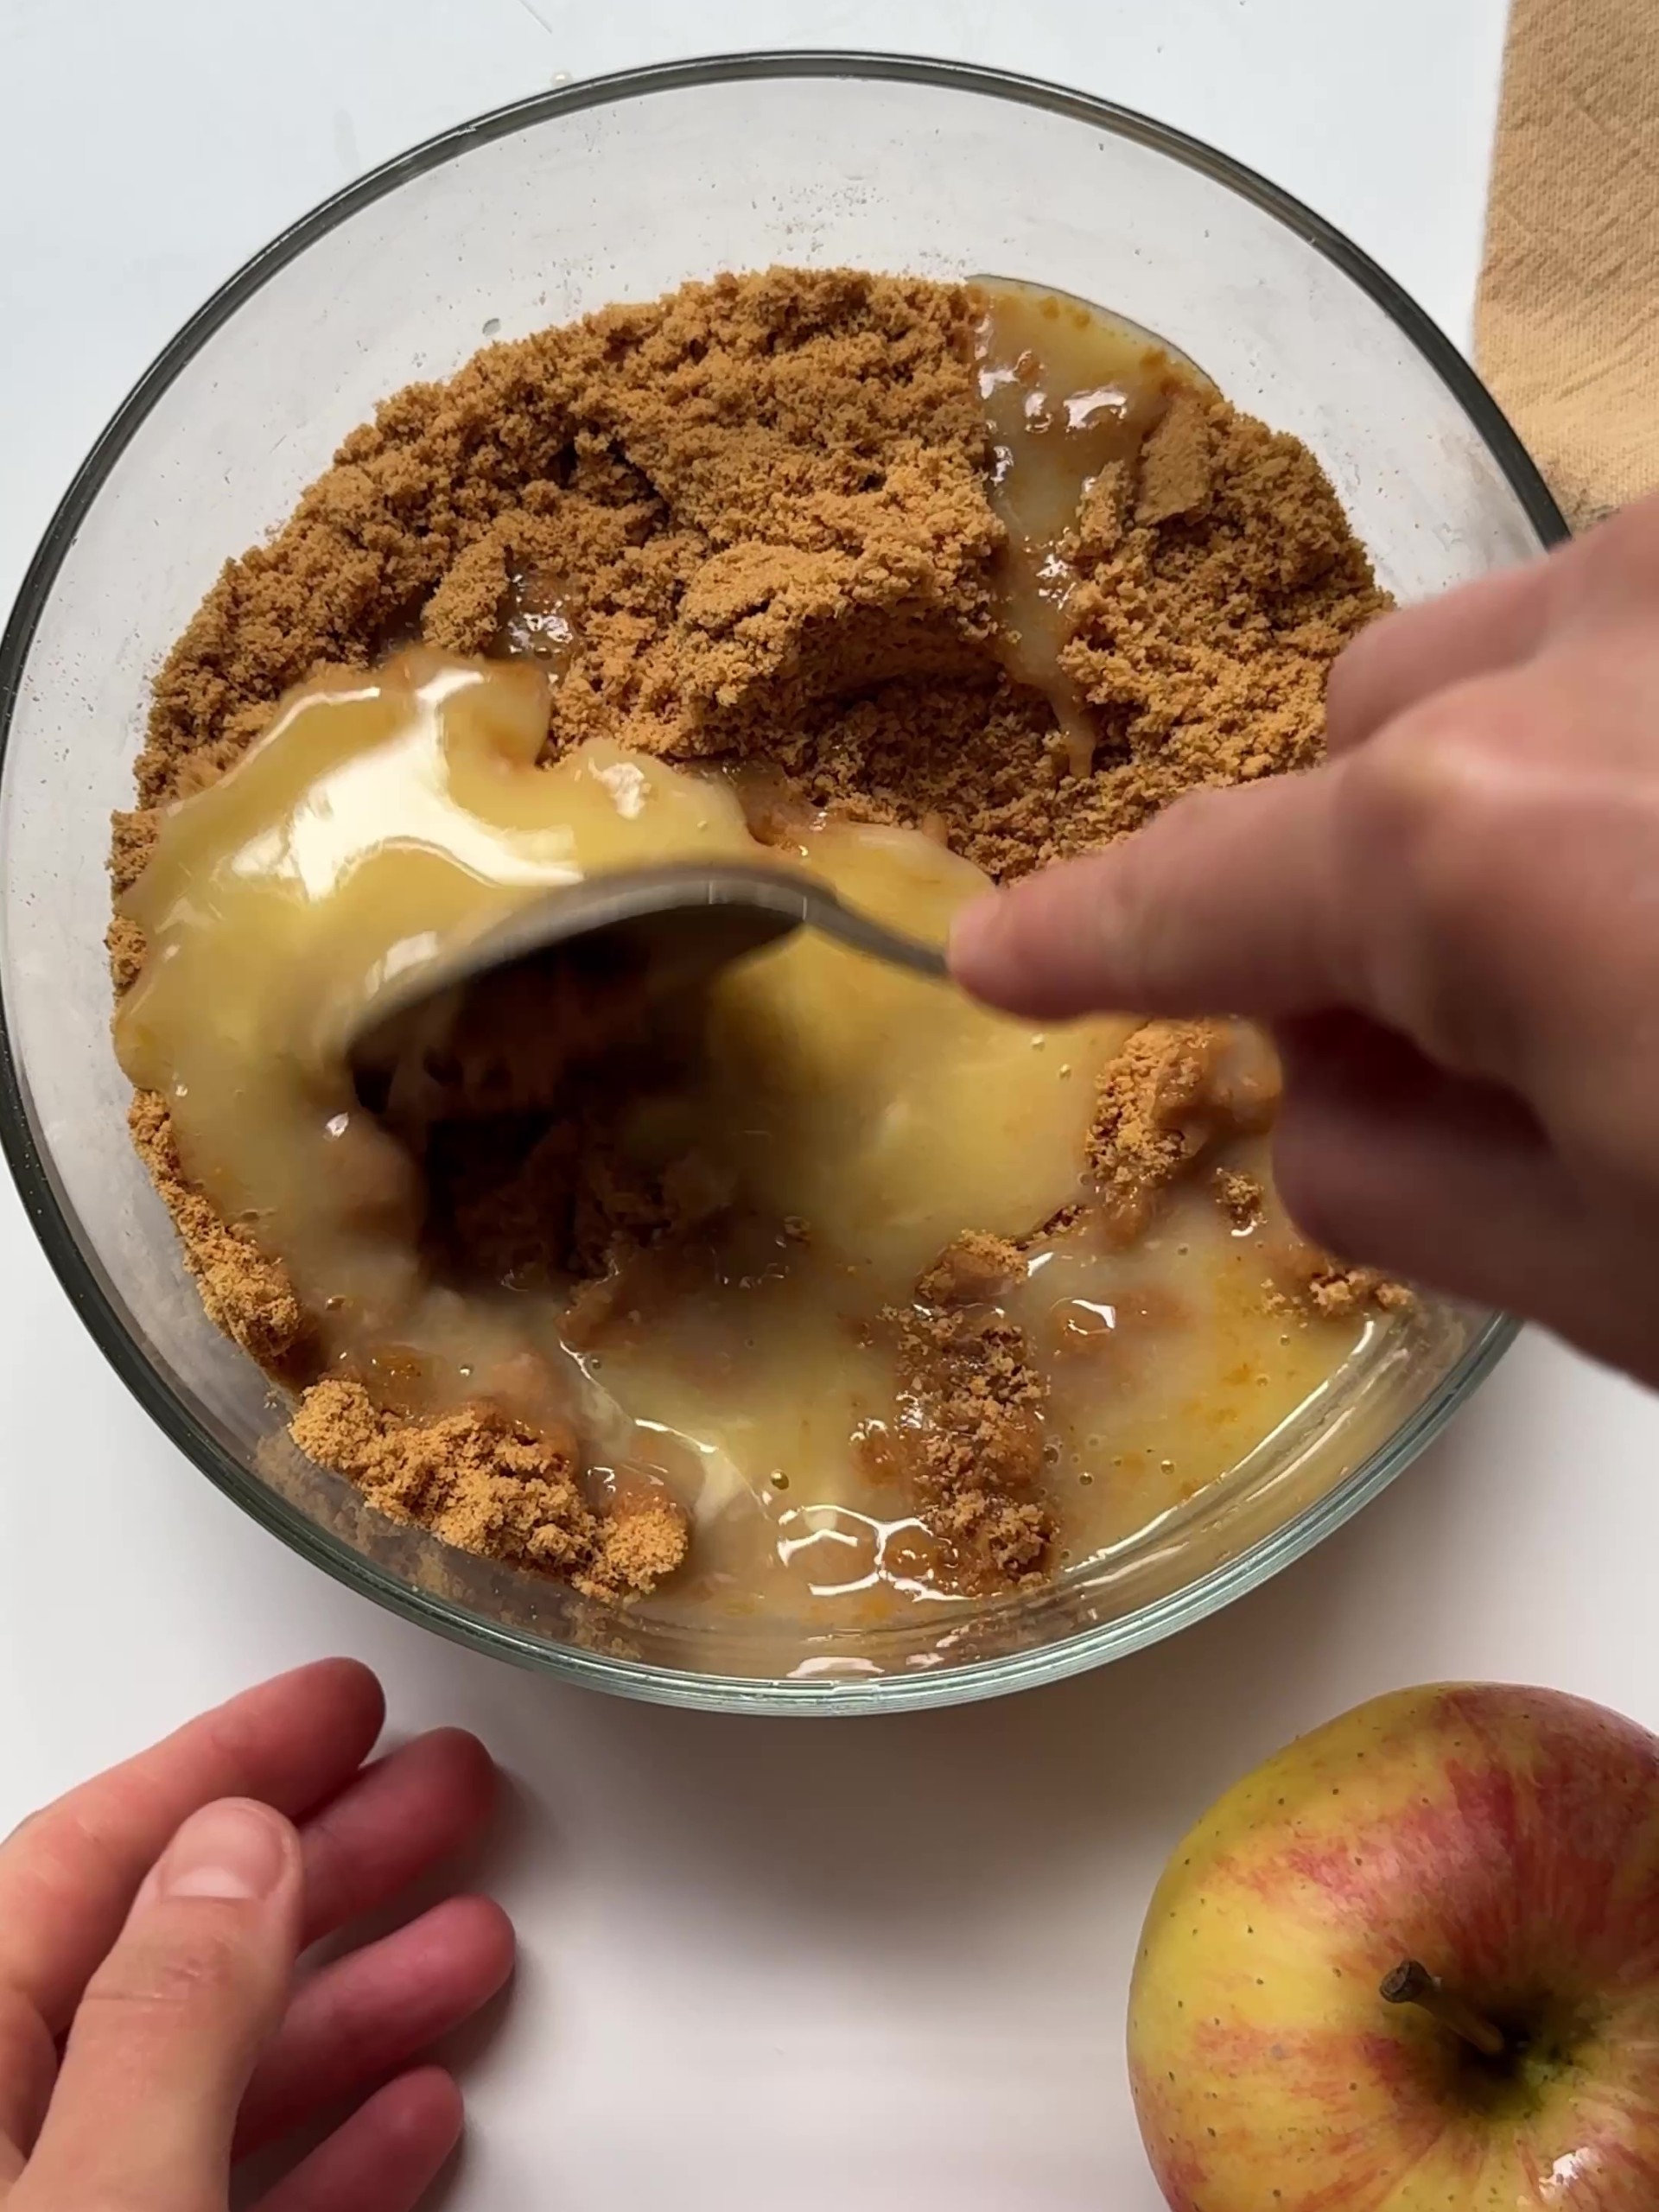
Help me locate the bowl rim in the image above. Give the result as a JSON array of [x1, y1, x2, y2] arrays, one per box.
[[0, 49, 1558, 1715]]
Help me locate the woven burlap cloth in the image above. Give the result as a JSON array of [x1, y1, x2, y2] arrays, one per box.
[[1475, 0, 1659, 528]]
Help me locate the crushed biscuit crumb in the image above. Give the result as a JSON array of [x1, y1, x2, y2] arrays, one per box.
[[917, 1230, 1027, 1308], [290, 1377, 686, 1599], [1090, 1021, 1228, 1233], [1214, 1166, 1266, 1230], [890, 1303, 1054, 1589], [1263, 1233, 1414, 1322]]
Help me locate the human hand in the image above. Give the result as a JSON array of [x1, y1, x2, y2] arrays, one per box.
[[0, 1659, 512, 2211], [950, 493, 1659, 1384]]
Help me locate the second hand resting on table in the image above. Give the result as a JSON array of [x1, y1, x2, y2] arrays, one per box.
[[0, 1661, 510, 2212], [952, 490, 1659, 1389]]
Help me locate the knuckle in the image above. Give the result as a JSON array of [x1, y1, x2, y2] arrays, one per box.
[[1, 1792, 99, 1859], [1344, 702, 1473, 829], [83, 1923, 251, 2022], [1095, 819, 1175, 982], [1340, 703, 1510, 927], [1112, 791, 1237, 996], [2, 1806, 47, 1851], [1338, 692, 1554, 1076]]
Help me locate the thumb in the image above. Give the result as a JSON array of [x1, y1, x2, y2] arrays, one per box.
[[20, 1798, 302, 2212], [948, 774, 1355, 1024]]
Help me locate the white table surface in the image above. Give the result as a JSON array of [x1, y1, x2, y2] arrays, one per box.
[[4, 3, 1656, 2207]]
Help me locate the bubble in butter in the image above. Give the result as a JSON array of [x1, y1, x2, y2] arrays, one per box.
[[116, 648, 1138, 1544]]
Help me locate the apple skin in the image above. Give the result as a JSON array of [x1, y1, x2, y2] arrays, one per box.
[[1128, 1684, 1659, 2210]]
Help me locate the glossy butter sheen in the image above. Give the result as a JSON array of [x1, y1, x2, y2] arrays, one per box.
[[116, 651, 1125, 1536]]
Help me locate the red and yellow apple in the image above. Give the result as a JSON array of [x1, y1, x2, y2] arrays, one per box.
[[1128, 1684, 1659, 2209]]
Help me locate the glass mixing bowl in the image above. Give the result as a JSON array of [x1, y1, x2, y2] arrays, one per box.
[[0, 54, 1562, 1713]]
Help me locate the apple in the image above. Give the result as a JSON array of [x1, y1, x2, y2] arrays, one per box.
[[1128, 1684, 1659, 2209]]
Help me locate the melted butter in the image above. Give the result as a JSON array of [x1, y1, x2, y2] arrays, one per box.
[[626, 1159, 1366, 1630], [703, 822, 1124, 1276], [117, 650, 1128, 1536], [972, 278, 1213, 778], [1008, 1188, 1363, 1535], [118, 655, 758, 1416]]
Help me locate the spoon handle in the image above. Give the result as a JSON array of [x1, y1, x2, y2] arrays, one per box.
[[798, 880, 950, 981]]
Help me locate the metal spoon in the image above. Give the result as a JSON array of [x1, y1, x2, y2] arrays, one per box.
[[346, 858, 950, 1091]]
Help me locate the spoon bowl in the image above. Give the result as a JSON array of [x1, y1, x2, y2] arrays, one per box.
[[345, 857, 951, 1096]]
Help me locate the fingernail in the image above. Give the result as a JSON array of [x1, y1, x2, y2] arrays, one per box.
[[154, 1800, 290, 1903]]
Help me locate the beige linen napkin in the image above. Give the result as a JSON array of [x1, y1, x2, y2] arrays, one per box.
[[1475, 0, 1659, 528]]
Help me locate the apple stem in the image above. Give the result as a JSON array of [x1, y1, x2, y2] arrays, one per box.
[[1381, 1960, 1506, 2059]]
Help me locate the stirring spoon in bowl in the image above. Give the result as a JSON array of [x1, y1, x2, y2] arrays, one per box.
[[345, 856, 950, 1096]]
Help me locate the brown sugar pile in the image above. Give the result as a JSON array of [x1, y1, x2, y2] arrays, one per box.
[[894, 1233, 1052, 1590], [776, 387, 1386, 876], [112, 266, 1392, 1601], [290, 1380, 684, 1601], [115, 267, 1383, 884], [1087, 1020, 1281, 1239], [892, 1304, 1052, 1591]]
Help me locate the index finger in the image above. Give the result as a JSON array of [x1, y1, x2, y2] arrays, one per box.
[[949, 769, 1360, 1024], [0, 1658, 383, 2034]]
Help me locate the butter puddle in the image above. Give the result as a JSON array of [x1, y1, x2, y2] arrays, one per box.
[[118, 651, 1124, 1554]]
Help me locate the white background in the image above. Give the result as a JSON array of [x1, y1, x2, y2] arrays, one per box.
[[3, 4, 1656, 2208]]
